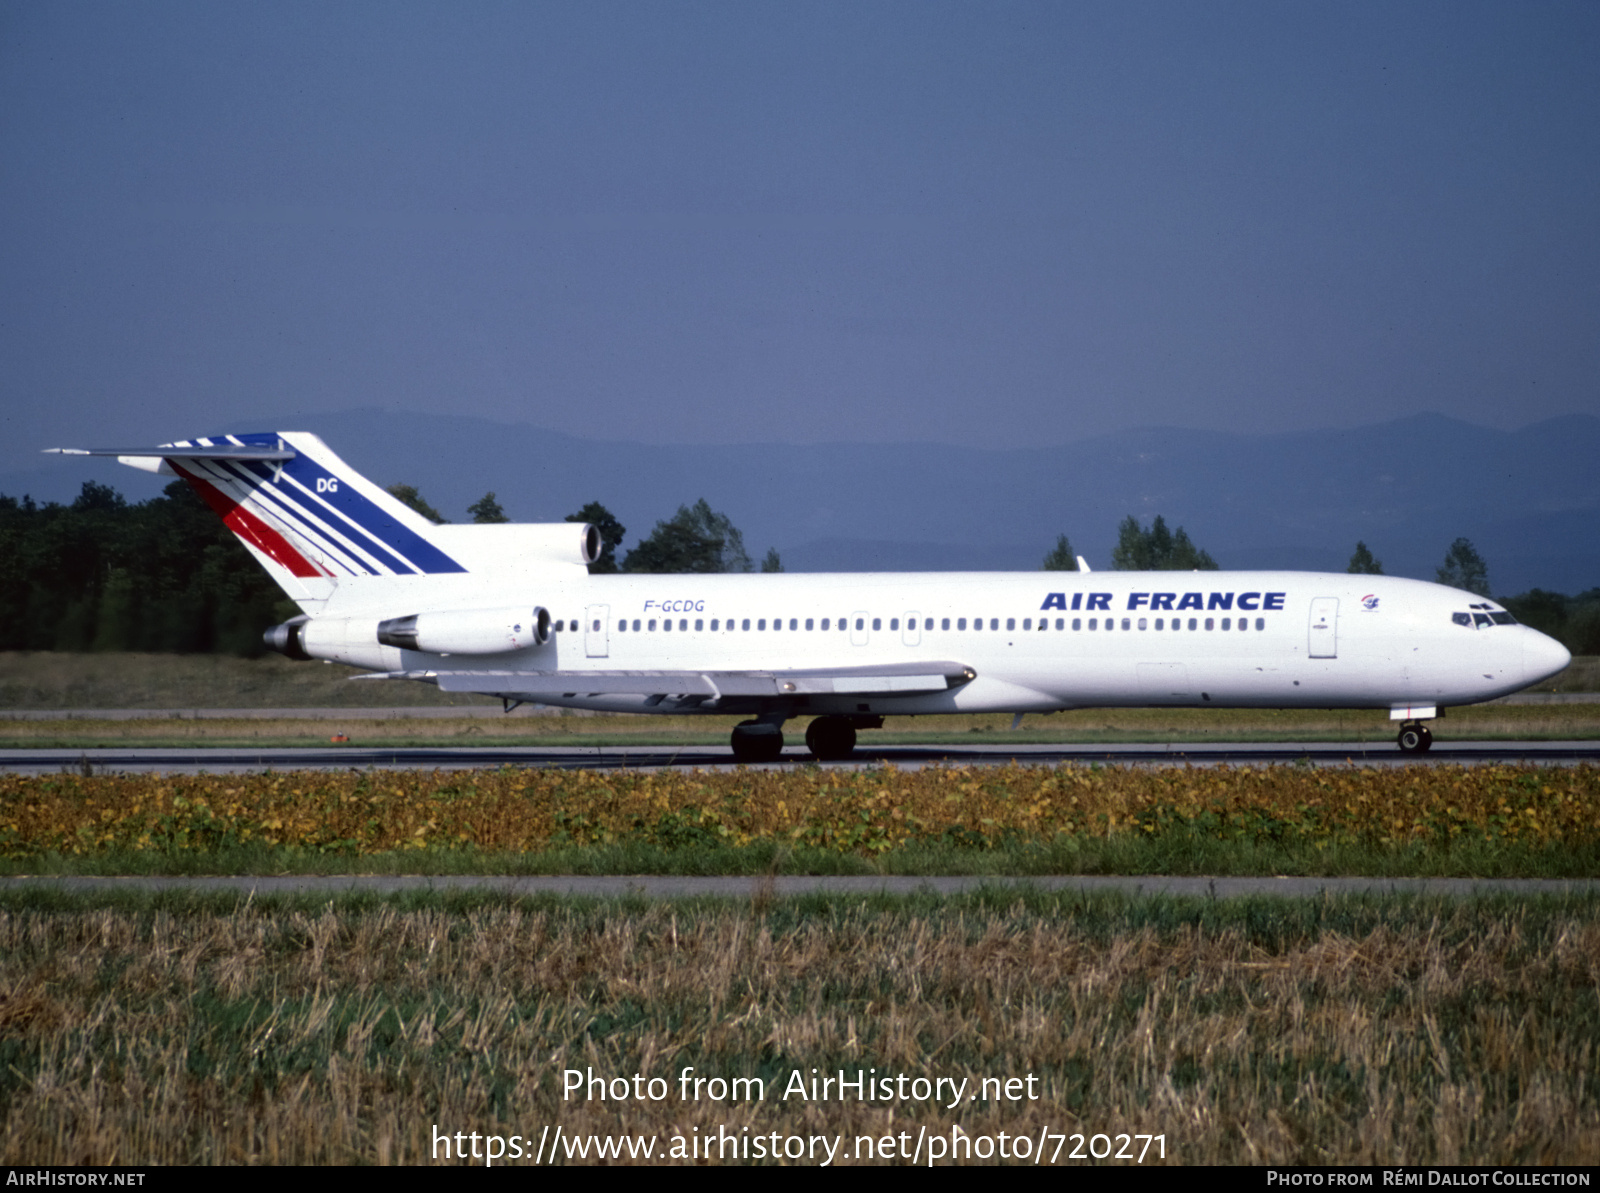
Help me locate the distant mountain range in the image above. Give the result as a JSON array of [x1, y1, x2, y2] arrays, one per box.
[[11, 410, 1599, 595]]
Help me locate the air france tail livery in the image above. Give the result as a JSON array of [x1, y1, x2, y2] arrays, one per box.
[[51, 432, 1572, 759]]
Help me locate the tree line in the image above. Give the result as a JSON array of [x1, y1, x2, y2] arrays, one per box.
[[0, 480, 783, 656], [2, 482, 1593, 657]]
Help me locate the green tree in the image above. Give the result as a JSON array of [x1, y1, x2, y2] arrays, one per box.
[[1041, 534, 1079, 571], [621, 499, 753, 574], [1347, 541, 1383, 574], [386, 484, 446, 524], [566, 502, 627, 574], [1111, 515, 1217, 571], [468, 492, 509, 524], [760, 547, 783, 573], [1436, 537, 1490, 596]]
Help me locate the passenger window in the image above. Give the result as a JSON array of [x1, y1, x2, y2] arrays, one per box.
[[958, 618, 967, 630], [1120, 618, 1129, 631], [1137, 618, 1147, 630], [710, 619, 718, 631], [991, 618, 999, 631], [617, 621, 626, 632], [648, 619, 657, 631], [1056, 618, 1064, 630], [890, 618, 899, 631], [664, 619, 672, 632], [1221, 618, 1231, 631], [1024, 618, 1033, 630], [855, 618, 864, 631], [790, 618, 797, 631], [1088, 618, 1097, 630], [942, 618, 951, 630], [1008, 618, 1016, 631], [820, 618, 829, 630], [872, 618, 881, 631], [1205, 618, 1214, 631], [925, 618, 934, 630], [742, 619, 750, 631], [1070, 618, 1079, 631], [1188, 618, 1198, 630], [1255, 618, 1264, 630], [974, 618, 982, 631], [1154, 618, 1163, 630]]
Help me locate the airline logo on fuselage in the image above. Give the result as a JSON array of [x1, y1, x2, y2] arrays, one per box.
[[1041, 592, 1288, 612]]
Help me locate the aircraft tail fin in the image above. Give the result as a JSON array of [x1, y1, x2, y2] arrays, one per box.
[[47, 432, 466, 610]]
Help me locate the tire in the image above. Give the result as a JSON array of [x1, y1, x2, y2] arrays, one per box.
[[731, 721, 785, 763], [1397, 725, 1425, 753], [804, 717, 857, 761]]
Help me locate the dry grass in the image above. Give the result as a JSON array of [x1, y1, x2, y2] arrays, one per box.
[[1, 895, 1596, 1164]]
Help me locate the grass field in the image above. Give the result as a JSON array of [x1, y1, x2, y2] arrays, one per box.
[[4, 652, 1597, 1165], [4, 763, 1597, 878], [2, 888, 1596, 1165]]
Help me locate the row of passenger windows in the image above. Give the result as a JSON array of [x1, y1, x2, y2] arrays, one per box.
[[556, 615, 1272, 634]]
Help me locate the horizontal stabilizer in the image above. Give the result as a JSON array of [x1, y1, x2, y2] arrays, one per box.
[[45, 445, 297, 461]]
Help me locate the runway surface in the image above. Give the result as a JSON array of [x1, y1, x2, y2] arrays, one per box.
[[3, 739, 1598, 774]]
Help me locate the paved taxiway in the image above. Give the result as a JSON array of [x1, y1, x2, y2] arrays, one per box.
[[2, 740, 1597, 774]]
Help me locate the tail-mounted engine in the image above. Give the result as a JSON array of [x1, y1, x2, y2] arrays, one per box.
[[375, 606, 551, 654]]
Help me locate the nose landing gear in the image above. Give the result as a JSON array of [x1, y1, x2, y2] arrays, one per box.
[[1396, 722, 1434, 753]]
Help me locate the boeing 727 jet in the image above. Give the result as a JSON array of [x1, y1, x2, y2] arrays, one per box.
[[51, 433, 1572, 760]]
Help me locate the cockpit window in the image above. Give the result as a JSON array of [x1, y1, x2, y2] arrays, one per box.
[[1452, 612, 1473, 627], [1473, 613, 1492, 627], [1490, 612, 1517, 625]]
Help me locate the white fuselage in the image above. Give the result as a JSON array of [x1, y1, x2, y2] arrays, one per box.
[[308, 570, 1570, 718]]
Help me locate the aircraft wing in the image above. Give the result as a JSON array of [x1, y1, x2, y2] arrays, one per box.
[[357, 661, 976, 700]]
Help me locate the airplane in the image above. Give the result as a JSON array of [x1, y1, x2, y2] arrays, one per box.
[[50, 431, 1572, 760]]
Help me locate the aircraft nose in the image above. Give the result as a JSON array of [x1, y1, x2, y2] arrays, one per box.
[[1522, 628, 1572, 687]]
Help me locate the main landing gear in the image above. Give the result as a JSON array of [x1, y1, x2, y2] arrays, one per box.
[[730, 719, 785, 763], [729, 715, 879, 763], [1396, 722, 1434, 753], [804, 716, 858, 761]]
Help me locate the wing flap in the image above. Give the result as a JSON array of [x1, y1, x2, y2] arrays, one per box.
[[364, 661, 976, 699]]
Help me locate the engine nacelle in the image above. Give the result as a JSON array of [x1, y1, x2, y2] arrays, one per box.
[[263, 616, 311, 660], [376, 606, 551, 654]]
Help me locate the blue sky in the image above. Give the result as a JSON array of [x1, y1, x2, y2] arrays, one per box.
[[4, 1, 1597, 479]]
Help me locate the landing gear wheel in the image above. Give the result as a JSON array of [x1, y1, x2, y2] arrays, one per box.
[[731, 720, 785, 763], [1397, 723, 1434, 753], [804, 716, 858, 761]]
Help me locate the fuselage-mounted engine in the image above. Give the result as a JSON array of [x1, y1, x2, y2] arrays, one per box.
[[375, 606, 551, 655]]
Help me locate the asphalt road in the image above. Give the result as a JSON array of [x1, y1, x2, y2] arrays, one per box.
[[4, 739, 1598, 774]]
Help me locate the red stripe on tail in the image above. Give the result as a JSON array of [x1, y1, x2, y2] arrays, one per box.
[[174, 465, 327, 579]]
